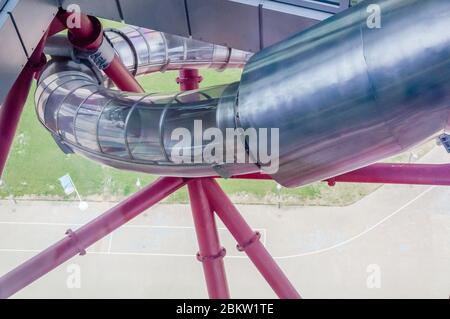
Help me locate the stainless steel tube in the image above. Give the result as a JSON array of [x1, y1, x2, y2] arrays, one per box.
[[238, 0, 450, 187], [44, 26, 252, 76], [35, 60, 258, 177], [36, 0, 450, 186], [104, 26, 252, 75]]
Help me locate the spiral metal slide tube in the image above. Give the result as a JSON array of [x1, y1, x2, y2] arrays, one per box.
[[45, 25, 253, 77], [36, 0, 450, 187]]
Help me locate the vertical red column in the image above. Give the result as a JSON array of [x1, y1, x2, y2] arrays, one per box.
[[177, 69, 203, 91], [202, 178, 301, 299], [188, 180, 230, 299], [180, 69, 230, 298]]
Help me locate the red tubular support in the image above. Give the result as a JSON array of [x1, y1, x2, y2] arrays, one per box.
[[104, 57, 145, 93], [0, 68, 34, 177], [188, 179, 230, 299], [0, 177, 187, 299], [327, 163, 450, 186], [0, 29, 49, 177], [177, 69, 203, 91], [232, 163, 450, 186], [58, 11, 144, 93], [202, 179, 301, 299], [58, 12, 102, 50]]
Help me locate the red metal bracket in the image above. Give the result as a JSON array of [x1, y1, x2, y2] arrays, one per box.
[[196, 247, 227, 262], [65, 229, 87, 256]]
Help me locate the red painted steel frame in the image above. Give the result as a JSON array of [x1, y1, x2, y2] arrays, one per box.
[[58, 11, 144, 93], [0, 177, 186, 298], [233, 163, 450, 186], [177, 69, 203, 91], [0, 68, 34, 177], [188, 180, 230, 299], [0, 30, 49, 178], [326, 163, 450, 186], [202, 179, 301, 299], [1, 12, 447, 299], [183, 72, 231, 299]]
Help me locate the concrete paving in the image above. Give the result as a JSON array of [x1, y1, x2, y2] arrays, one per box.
[[0, 147, 449, 299]]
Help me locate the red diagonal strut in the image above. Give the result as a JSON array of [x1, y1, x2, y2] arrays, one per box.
[[0, 177, 186, 298]]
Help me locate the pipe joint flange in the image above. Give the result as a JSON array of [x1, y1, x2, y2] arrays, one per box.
[[196, 247, 226, 262], [236, 232, 261, 252], [65, 229, 87, 256]]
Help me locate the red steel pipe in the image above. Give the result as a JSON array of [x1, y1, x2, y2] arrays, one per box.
[[177, 69, 203, 91], [202, 178, 301, 299], [0, 177, 187, 298], [0, 28, 49, 177], [188, 179, 230, 299], [232, 163, 450, 186], [58, 11, 144, 93], [0, 68, 34, 177], [104, 57, 145, 93], [326, 163, 450, 186]]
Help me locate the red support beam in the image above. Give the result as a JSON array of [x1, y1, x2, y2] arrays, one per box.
[[202, 178, 301, 299], [58, 11, 144, 93], [232, 163, 450, 186], [326, 163, 450, 186], [0, 28, 49, 178], [0, 68, 34, 177], [103, 57, 145, 93], [177, 69, 203, 91], [188, 180, 230, 299], [0, 177, 187, 299]]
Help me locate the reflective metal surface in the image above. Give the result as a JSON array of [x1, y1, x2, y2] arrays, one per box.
[[45, 26, 252, 77], [104, 26, 252, 75], [36, 0, 450, 187], [35, 61, 259, 177], [238, 0, 450, 187]]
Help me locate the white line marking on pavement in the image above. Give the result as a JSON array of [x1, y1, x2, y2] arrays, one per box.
[[0, 222, 266, 259], [273, 186, 436, 260], [0, 248, 250, 259], [107, 233, 114, 254], [4, 185, 431, 261]]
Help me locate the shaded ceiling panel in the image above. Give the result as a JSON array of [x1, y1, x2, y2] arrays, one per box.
[[187, 0, 261, 53], [262, 1, 331, 47], [58, 0, 344, 52], [0, 13, 28, 103], [119, 0, 190, 37], [9, 0, 58, 57]]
